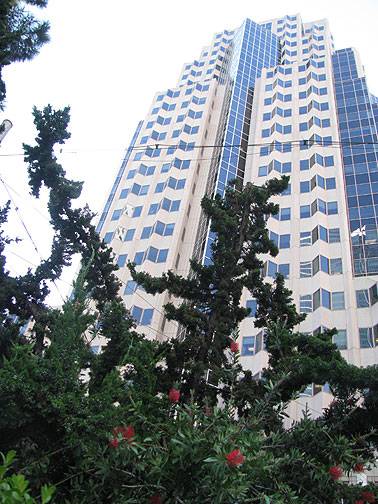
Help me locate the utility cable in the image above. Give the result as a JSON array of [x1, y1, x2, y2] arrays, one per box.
[[0, 173, 66, 303], [1, 137, 378, 158]]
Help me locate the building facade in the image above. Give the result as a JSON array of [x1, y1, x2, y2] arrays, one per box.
[[95, 13, 378, 416]]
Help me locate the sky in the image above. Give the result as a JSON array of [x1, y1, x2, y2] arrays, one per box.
[[1, 0, 378, 305]]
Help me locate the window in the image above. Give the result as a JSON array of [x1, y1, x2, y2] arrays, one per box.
[[332, 292, 345, 310], [124, 228, 135, 241], [300, 205, 311, 218], [133, 251, 144, 265], [146, 247, 168, 263], [161, 198, 180, 212], [131, 183, 149, 196], [111, 209, 122, 221], [300, 231, 311, 247], [300, 295, 312, 313], [127, 169, 136, 180], [280, 208, 291, 221], [246, 299, 257, 317], [329, 228, 340, 243], [183, 124, 199, 135], [333, 330, 347, 350], [161, 163, 170, 173], [242, 336, 255, 356], [124, 280, 138, 296], [155, 182, 165, 193], [148, 203, 159, 215], [300, 261, 312, 278], [356, 290, 369, 308], [327, 201, 338, 215], [117, 254, 127, 267], [328, 258, 341, 275], [104, 232, 113, 244], [131, 306, 153, 326], [141, 226, 152, 239], [279, 234, 290, 248], [300, 181, 310, 193], [359, 328, 375, 348], [279, 264, 290, 278], [139, 164, 156, 176], [132, 206, 142, 218], [167, 177, 186, 190], [119, 188, 129, 199]]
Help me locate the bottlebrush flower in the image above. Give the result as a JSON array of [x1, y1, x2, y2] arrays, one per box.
[[149, 495, 162, 504], [230, 341, 239, 353], [168, 388, 180, 403], [361, 491, 375, 503], [108, 438, 119, 448], [354, 463, 364, 473], [226, 449, 245, 467], [329, 465, 343, 480], [113, 425, 135, 441]]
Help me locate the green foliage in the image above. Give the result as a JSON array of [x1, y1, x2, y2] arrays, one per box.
[[0, 451, 55, 503], [129, 178, 289, 404], [0, 0, 49, 109], [1, 105, 377, 502]]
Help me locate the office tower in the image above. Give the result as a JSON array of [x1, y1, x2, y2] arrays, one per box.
[[94, 14, 378, 415]]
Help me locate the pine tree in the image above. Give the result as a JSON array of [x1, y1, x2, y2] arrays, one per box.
[[0, 0, 49, 109], [129, 177, 289, 404]]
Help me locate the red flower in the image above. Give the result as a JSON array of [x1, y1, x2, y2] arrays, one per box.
[[230, 341, 239, 353], [355, 501, 364, 504], [226, 449, 245, 467], [354, 463, 365, 473], [361, 491, 375, 503], [113, 425, 135, 441], [108, 438, 119, 448], [329, 465, 343, 480], [149, 495, 162, 504], [168, 388, 180, 403]]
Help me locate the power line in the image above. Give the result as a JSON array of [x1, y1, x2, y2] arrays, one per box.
[[0, 173, 66, 303], [1, 137, 378, 158], [0, 176, 51, 222]]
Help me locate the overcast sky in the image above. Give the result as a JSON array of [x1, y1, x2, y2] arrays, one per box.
[[1, 0, 378, 305]]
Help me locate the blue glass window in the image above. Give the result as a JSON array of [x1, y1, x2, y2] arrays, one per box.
[[327, 201, 338, 215], [246, 299, 257, 317], [300, 205, 311, 218], [133, 251, 144, 265], [280, 208, 291, 220], [111, 209, 122, 221], [124, 280, 137, 295], [124, 229, 136, 241], [132, 206, 143, 217], [279, 234, 290, 248], [119, 188, 129, 199], [141, 226, 152, 239], [104, 232, 113, 244], [300, 159, 309, 171], [300, 181, 310, 193], [155, 182, 165, 193], [117, 254, 127, 267], [242, 336, 255, 356], [148, 203, 159, 215]]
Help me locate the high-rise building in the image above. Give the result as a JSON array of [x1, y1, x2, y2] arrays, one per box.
[[94, 13, 378, 416]]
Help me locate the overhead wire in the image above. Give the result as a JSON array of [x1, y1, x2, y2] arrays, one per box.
[[0, 173, 65, 303], [0, 137, 377, 159]]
